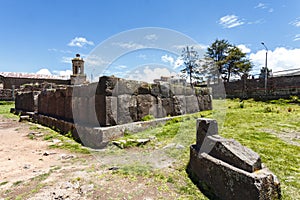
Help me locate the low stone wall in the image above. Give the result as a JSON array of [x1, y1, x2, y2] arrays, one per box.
[[0, 89, 13, 101], [15, 91, 40, 112], [22, 112, 174, 148], [220, 75, 300, 100], [187, 118, 281, 200]]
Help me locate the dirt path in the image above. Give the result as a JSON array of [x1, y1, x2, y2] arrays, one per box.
[[0, 116, 178, 200]]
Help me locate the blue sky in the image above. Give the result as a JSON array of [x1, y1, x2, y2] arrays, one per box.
[[1, 0, 300, 81]]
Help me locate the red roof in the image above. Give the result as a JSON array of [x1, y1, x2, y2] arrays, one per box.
[[0, 72, 69, 80]]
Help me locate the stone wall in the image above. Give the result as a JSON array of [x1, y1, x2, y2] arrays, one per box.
[[220, 75, 300, 100], [15, 91, 40, 112], [0, 89, 13, 101], [1, 76, 70, 89], [15, 76, 212, 127]]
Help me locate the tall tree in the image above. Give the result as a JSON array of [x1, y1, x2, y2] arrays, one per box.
[[205, 39, 252, 82], [224, 46, 252, 82], [206, 39, 230, 81], [181, 46, 199, 87]]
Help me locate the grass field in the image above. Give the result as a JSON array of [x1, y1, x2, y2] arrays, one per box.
[[115, 98, 300, 199], [0, 99, 299, 199]]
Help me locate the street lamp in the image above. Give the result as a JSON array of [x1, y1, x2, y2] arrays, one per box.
[[261, 42, 268, 94]]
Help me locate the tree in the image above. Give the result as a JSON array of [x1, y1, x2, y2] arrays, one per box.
[[206, 39, 230, 81], [205, 39, 252, 82], [259, 67, 272, 79], [224, 46, 252, 82], [181, 46, 199, 87]]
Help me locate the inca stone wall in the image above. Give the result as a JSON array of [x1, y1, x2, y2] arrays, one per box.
[[15, 76, 212, 128]]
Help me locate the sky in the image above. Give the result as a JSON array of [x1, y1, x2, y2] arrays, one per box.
[[1, 0, 300, 82]]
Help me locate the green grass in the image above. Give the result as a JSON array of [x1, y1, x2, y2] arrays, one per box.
[[44, 130, 90, 154], [0, 101, 17, 119], [109, 99, 299, 199]]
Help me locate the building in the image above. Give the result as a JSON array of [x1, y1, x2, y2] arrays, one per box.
[[0, 54, 87, 89]]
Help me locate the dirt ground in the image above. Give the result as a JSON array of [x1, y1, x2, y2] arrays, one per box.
[[0, 115, 180, 200]]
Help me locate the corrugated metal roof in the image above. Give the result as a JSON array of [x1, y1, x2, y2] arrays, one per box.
[[0, 72, 69, 80]]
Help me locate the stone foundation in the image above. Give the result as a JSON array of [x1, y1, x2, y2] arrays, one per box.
[[187, 118, 281, 200]]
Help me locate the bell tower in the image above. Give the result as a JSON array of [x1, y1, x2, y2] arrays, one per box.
[[71, 54, 87, 85]]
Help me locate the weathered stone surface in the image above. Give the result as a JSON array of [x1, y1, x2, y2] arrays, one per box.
[[188, 146, 281, 200], [0, 89, 13, 101], [174, 95, 187, 115], [185, 95, 200, 113], [188, 118, 281, 200], [55, 89, 66, 119], [15, 92, 35, 112], [161, 97, 174, 116], [117, 94, 137, 124], [196, 118, 261, 172], [105, 96, 117, 126], [196, 118, 218, 148], [136, 94, 157, 120], [159, 83, 171, 98]]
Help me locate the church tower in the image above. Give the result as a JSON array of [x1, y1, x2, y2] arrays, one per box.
[[71, 54, 87, 85]]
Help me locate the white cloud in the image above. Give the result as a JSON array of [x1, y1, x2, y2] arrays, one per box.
[[68, 37, 94, 48], [53, 70, 73, 77], [237, 44, 251, 53], [116, 65, 127, 69], [294, 34, 300, 41], [161, 54, 174, 65], [85, 55, 109, 67], [255, 3, 267, 9], [61, 56, 73, 64], [112, 42, 145, 49], [36, 68, 52, 76], [250, 47, 300, 74], [161, 54, 184, 69], [144, 34, 158, 41], [248, 19, 265, 25], [172, 44, 207, 51], [255, 3, 273, 12], [290, 17, 300, 27], [127, 66, 177, 83], [174, 57, 184, 69], [219, 15, 244, 28]]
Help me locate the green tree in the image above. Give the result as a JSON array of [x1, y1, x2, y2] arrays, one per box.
[[224, 46, 252, 81], [206, 39, 230, 81], [205, 39, 252, 82], [259, 67, 272, 79]]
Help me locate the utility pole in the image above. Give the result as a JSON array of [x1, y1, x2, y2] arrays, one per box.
[[261, 42, 268, 94]]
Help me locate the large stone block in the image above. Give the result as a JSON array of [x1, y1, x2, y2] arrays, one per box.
[[47, 90, 57, 118], [105, 96, 118, 126], [188, 147, 281, 200], [185, 95, 200, 113], [188, 118, 281, 200], [97, 76, 119, 96], [161, 97, 174, 116], [38, 92, 48, 115], [15, 92, 35, 112], [174, 95, 187, 115], [55, 89, 66, 119], [136, 94, 157, 120], [87, 95, 99, 127], [64, 96, 73, 122], [117, 94, 137, 124]]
